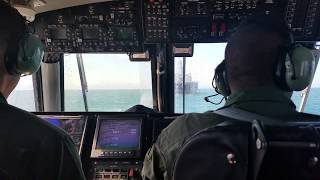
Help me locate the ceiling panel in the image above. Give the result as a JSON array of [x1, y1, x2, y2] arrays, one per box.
[[33, 0, 113, 13]]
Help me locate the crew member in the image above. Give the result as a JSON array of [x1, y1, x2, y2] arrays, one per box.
[[141, 13, 315, 180], [0, 1, 86, 179]]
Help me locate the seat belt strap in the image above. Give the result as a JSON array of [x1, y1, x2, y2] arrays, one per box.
[[214, 107, 281, 125]]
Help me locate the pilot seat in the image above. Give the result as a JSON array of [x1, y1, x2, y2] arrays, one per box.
[[173, 108, 320, 180]]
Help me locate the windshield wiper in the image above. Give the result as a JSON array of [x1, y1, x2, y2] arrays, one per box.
[[76, 54, 89, 112]]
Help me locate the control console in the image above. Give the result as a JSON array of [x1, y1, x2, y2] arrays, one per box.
[[286, 0, 320, 41], [38, 115, 87, 154], [170, 0, 320, 43], [171, 0, 257, 43], [33, 0, 320, 52], [93, 161, 141, 180], [144, 0, 170, 43], [90, 115, 144, 180], [35, 1, 143, 53]]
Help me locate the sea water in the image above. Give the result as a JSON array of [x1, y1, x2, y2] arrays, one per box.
[[7, 88, 320, 115], [175, 88, 320, 115]]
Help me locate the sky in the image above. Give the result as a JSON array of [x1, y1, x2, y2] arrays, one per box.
[[13, 43, 320, 91], [64, 53, 152, 90]]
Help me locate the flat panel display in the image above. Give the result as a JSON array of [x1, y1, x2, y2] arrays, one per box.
[[113, 27, 134, 40], [38, 115, 87, 154], [50, 28, 67, 40], [96, 120, 141, 150], [91, 116, 142, 158], [82, 28, 100, 40]]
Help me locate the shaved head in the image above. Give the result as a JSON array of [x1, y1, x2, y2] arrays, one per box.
[[0, 1, 25, 98], [225, 15, 290, 92], [0, 1, 26, 49]]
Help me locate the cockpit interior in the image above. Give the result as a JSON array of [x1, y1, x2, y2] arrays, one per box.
[[3, 0, 320, 179]]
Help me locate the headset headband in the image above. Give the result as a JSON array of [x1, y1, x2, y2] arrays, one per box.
[[238, 13, 293, 44]]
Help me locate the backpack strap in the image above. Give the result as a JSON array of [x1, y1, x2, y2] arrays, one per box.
[[214, 107, 282, 125], [212, 107, 280, 180]]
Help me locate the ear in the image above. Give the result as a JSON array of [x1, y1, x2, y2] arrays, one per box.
[[0, 40, 6, 56], [0, 42, 8, 73]]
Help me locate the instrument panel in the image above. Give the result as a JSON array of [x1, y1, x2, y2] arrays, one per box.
[[38, 115, 87, 154], [171, 0, 257, 43], [35, 1, 143, 53], [91, 116, 143, 159], [34, 112, 176, 180], [144, 0, 170, 43], [34, 0, 320, 53]]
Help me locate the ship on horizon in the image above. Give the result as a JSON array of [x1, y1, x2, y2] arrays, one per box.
[[175, 60, 198, 94]]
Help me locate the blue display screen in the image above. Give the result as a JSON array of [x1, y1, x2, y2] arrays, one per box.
[[96, 119, 141, 150], [43, 116, 86, 151]]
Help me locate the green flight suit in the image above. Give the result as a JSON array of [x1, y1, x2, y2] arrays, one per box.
[[141, 87, 297, 180], [0, 93, 86, 180]]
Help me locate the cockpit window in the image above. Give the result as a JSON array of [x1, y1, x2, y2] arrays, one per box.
[[175, 43, 226, 113], [175, 43, 320, 115], [64, 54, 152, 112], [292, 61, 320, 115], [8, 76, 36, 111]]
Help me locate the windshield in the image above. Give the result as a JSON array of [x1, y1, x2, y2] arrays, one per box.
[[175, 43, 226, 113], [8, 76, 36, 111], [64, 54, 153, 112], [291, 60, 320, 115], [175, 43, 320, 115]]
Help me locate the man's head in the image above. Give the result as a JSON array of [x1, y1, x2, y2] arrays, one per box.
[[0, 1, 27, 98], [0, 1, 44, 98], [225, 14, 291, 93]]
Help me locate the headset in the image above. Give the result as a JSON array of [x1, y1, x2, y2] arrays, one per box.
[[213, 14, 316, 97], [1, 1, 44, 76]]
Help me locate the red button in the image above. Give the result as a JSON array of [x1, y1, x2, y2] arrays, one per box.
[[211, 23, 217, 32], [220, 23, 226, 33], [129, 169, 134, 177]]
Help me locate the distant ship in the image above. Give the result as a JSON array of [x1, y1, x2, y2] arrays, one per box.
[[175, 60, 198, 94]]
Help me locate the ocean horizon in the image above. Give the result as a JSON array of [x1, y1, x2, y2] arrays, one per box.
[[7, 88, 320, 115]]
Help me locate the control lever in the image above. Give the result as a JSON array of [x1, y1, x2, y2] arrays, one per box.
[[128, 168, 142, 180]]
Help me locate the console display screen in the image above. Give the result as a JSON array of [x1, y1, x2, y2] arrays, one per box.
[[39, 115, 86, 153], [82, 28, 99, 40], [50, 28, 67, 40], [96, 119, 141, 150], [113, 27, 134, 40]]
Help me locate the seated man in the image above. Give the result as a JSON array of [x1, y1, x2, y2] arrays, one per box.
[[141, 14, 315, 180], [0, 2, 86, 180]]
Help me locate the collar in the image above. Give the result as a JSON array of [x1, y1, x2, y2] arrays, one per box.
[[224, 86, 296, 111], [0, 92, 7, 104]]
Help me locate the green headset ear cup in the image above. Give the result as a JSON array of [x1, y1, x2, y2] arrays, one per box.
[[274, 46, 290, 90], [285, 46, 316, 91], [4, 46, 17, 75], [214, 60, 230, 97], [16, 34, 44, 75]]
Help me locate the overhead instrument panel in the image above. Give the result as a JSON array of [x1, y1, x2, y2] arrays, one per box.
[[32, 0, 320, 51], [286, 0, 320, 41], [144, 0, 170, 43], [170, 0, 320, 43], [171, 0, 258, 43], [34, 1, 143, 53]]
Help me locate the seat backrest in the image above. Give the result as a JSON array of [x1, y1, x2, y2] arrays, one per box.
[[173, 121, 251, 180], [256, 121, 320, 180], [173, 110, 320, 180]]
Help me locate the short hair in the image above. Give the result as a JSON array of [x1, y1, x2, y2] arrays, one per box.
[[0, 1, 26, 48], [225, 14, 290, 87]]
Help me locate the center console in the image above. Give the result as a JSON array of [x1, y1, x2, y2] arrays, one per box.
[[90, 115, 144, 180]]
